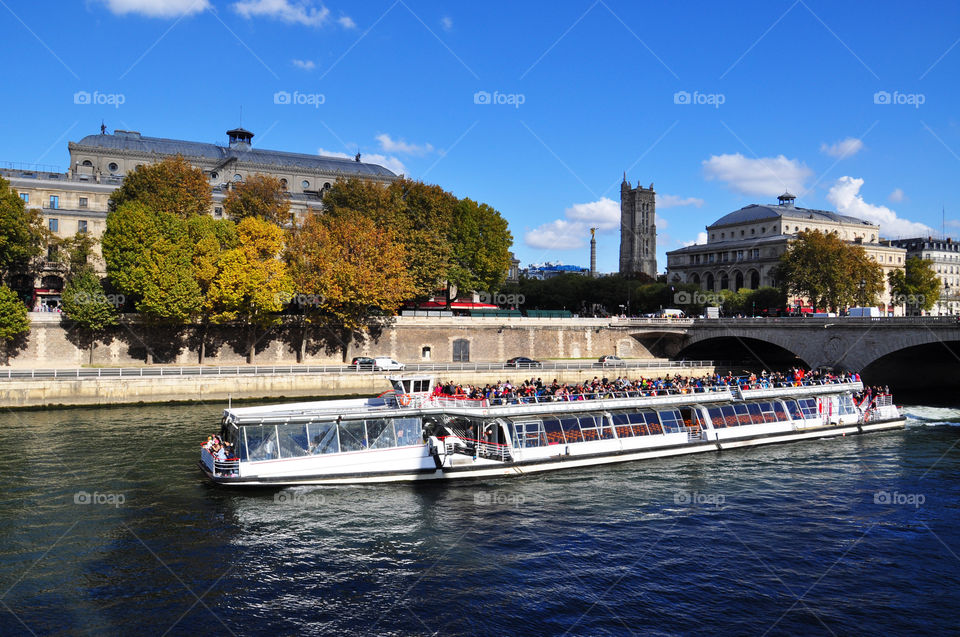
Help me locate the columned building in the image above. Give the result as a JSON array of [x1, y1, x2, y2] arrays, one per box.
[[2, 125, 398, 308], [665, 193, 906, 313], [888, 237, 960, 315], [619, 176, 656, 278]]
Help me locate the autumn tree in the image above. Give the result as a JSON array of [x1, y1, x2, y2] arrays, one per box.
[[60, 270, 118, 365], [447, 198, 512, 299], [206, 217, 292, 363], [889, 256, 940, 314], [776, 230, 883, 311], [287, 210, 414, 361], [108, 155, 211, 218], [223, 174, 291, 226], [189, 215, 238, 363], [0, 177, 45, 279], [0, 284, 29, 365]]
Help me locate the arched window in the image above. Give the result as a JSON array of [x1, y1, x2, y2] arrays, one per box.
[[720, 273, 730, 290], [734, 271, 744, 291], [81, 160, 92, 167], [280, 178, 287, 190], [705, 273, 715, 291], [749, 270, 760, 289], [690, 273, 701, 286]]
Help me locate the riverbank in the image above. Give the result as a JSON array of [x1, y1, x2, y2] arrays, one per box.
[[0, 364, 716, 408]]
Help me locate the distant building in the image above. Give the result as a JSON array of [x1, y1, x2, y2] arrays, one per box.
[[506, 252, 521, 284], [524, 262, 589, 280], [888, 237, 959, 315], [665, 193, 906, 313], [2, 125, 398, 308], [619, 176, 656, 277]]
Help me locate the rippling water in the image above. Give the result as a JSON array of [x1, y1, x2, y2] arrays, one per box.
[[0, 399, 958, 636]]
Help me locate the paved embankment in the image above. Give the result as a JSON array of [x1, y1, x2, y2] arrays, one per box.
[[0, 364, 715, 408]]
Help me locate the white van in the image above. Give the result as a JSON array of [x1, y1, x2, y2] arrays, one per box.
[[373, 357, 406, 371], [847, 306, 881, 317], [657, 308, 686, 318]]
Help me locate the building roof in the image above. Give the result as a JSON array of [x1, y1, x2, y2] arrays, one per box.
[[70, 130, 397, 178], [708, 203, 875, 229]]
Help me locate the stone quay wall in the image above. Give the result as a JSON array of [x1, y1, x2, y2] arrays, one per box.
[[16, 314, 654, 368]]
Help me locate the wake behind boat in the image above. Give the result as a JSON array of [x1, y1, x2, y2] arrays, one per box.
[[199, 371, 904, 486]]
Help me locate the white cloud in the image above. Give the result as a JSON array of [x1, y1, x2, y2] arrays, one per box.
[[656, 193, 704, 208], [682, 232, 708, 247], [820, 137, 864, 158], [375, 133, 434, 156], [318, 147, 406, 175], [702, 153, 812, 197], [889, 188, 905, 203], [338, 15, 355, 28], [291, 58, 316, 70], [441, 16, 453, 31], [826, 176, 931, 238], [525, 197, 620, 250], [99, 0, 210, 17], [233, 0, 330, 26]]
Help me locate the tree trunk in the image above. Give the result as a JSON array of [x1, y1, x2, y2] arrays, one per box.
[[247, 326, 255, 365], [88, 341, 95, 366], [198, 321, 207, 365]]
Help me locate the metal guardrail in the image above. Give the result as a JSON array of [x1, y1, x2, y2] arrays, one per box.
[[692, 316, 959, 326], [0, 359, 717, 381]]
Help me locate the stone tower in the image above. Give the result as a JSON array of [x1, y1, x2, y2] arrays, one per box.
[[619, 175, 657, 277]]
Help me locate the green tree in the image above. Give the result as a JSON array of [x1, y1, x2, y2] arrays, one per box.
[[776, 230, 883, 311], [287, 210, 414, 361], [61, 270, 118, 364], [206, 217, 292, 363], [447, 198, 512, 301], [889, 256, 940, 314], [108, 155, 211, 218], [58, 231, 99, 278], [223, 174, 291, 226], [0, 177, 45, 278], [0, 284, 29, 365], [188, 216, 238, 363]]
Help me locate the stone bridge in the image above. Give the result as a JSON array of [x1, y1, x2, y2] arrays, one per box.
[[618, 316, 960, 372]]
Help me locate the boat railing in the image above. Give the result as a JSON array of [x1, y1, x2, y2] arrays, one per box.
[[201, 447, 241, 477], [441, 436, 512, 462]]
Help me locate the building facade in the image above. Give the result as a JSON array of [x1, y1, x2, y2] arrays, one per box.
[[888, 237, 960, 315], [2, 126, 398, 308], [619, 177, 656, 278], [665, 193, 907, 313]]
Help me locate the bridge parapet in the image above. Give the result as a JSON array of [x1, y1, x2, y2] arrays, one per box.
[[692, 316, 958, 327]]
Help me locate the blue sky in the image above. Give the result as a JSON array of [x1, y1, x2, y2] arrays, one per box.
[[2, 0, 960, 273]]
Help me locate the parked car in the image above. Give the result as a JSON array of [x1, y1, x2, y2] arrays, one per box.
[[351, 356, 375, 370], [373, 357, 405, 371], [598, 355, 625, 366], [506, 356, 542, 368]]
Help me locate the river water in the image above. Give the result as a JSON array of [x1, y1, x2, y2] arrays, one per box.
[[0, 396, 958, 636]]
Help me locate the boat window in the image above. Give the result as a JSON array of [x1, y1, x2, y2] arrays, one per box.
[[720, 405, 739, 427], [611, 413, 634, 438], [277, 423, 311, 457], [413, 379, 431, 393], [773, 401, 788, 421], [580, 413, 615, 440], [245, 425, 279, 461], [783, 400, 802, 420], [339, 420, 367, 452], [366, 418, 397, 449], [542, 418, 565, 445], [307, 421, 339, 454], [391, 380, 404, 393], [393, 417, 421, 446], [839, 395, 858, 415], [642, 412, 662, 435], [734, 404, 752, 426], [560, 416, 583, 442], [658, 409, 683, 433], [514, 421, 545, 448], [707, 406, 724, 428], [798, 398, 819, 419], [758, 402, 777, 423], [402, 380, 412, 393], [747, 403, 764, 424]]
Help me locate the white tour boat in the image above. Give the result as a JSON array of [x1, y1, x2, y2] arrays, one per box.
[[199, 374, 904, 486]]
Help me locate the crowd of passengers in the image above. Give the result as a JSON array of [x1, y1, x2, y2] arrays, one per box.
[[432, 368, 864, 404], [202, 435, 234, 461]]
